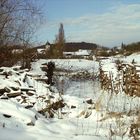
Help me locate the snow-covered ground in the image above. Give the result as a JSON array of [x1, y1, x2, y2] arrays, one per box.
[[0, 56, 140, 140]]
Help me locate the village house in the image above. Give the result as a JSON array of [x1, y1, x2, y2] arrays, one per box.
[[63, 49, 92, 59], [36, 41, 51, 58], [37, 42, 50, 54], [12, 48, 23, 54], [63, 52, 75, 58]]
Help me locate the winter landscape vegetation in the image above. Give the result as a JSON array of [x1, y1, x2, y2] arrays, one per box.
[[0, 0, 140, 140]]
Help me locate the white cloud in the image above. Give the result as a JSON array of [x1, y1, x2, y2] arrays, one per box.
[[39, 3, 140, 47]]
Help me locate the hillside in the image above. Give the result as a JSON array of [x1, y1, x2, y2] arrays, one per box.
[[64, 42, 98, 52], [36, 42, 99, 51]]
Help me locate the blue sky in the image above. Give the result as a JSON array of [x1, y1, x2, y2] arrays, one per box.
[[35, 0, 140, 47]]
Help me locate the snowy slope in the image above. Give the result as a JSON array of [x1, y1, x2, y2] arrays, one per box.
[[0, 56, 140, 140]]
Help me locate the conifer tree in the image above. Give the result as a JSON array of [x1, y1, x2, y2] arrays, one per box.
[[54, 23, 65, 58]]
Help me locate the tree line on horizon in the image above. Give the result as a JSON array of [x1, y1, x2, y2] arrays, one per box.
[[121, 42, 140, 53]]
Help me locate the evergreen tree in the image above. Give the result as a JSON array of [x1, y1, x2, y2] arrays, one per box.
[[54, 23, 65, 58]]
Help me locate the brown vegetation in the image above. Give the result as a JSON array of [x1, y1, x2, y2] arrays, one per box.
[[99, 60, 140, 97]]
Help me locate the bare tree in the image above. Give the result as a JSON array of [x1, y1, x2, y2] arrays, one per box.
[[0, 0, 42, 46], [0, 0, 42, 67]]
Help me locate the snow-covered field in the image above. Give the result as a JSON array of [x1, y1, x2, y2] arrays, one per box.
[[0, 55, 140, 140]]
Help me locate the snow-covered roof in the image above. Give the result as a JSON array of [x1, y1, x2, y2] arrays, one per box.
[[37, 48, 46, 54], [75, 49, 91, 56], [12, 49, 23, 54], [63, 49, 92, 56], [63, 52, 75, 55]]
